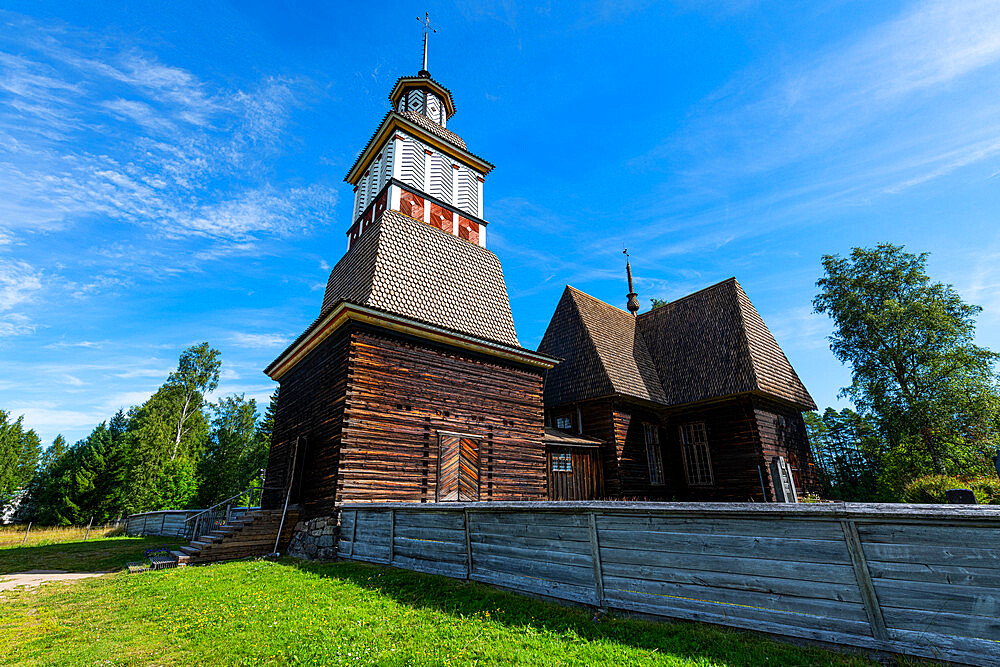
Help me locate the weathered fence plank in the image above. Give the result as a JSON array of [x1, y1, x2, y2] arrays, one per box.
[[337, 502, 1000, 666]]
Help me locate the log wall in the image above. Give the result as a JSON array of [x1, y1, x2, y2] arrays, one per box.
[[339, 501, 1000, 667], [262, 327, 351, 516], [339, 329, 547, 504]]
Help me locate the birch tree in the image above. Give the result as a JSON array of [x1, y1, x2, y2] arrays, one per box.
[[165, 342, 221, 460]]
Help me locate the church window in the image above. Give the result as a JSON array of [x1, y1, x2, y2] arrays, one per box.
[[555, 415, 571, 430], [644, 423, 664, 486], [680, 422, 713, 486], [551, 451, 572, 473]]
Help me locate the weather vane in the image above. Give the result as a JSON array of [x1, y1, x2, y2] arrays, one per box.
[[417, 12, 436, 73], [624, 247, 640, 316]]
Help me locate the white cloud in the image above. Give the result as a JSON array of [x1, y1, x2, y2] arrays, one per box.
[[0, 258, 41, 337], [0, 17, 337, 255], [229, 332, 292, 349]]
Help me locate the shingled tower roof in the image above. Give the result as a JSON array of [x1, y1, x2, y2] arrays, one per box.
[[322, 209, 520, 348], [537, 279, 815, 410]]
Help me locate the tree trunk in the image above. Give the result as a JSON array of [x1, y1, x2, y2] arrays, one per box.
[[921, 426, 944, 475], [172, 393, 192, 460]]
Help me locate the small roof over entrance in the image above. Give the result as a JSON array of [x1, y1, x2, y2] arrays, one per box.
[[543, 427, 603, 448]]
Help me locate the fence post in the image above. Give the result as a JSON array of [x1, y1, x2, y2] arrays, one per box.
[[142, 514, 148, 536], [388, 509, 395, 565], [464, 508, 472, 580], [84, 516, 94, 540], [588, 512, 605, 607], [841, 519, 888, 642], [349, 509, 357, 558], [159, 513, 166, 536], [20, 522, 31, 547]]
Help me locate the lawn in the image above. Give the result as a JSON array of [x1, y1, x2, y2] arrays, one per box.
[[0, 538, 888, 667], [0, 525, 174, 574]]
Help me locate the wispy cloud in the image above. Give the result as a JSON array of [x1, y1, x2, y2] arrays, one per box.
[[626, 0, 1000, 241], [0, 258, 41, 336], [0, 16, 336, 253], [229, 332, 293, 349]]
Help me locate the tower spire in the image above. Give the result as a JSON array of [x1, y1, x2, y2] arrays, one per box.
[[624, 248, 640, 317], [417, 12, 436, 76]]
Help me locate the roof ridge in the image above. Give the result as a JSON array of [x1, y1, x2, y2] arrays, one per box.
[[728, 279, 761, 395], [565, 288, 617, 398], [564, 285, 632, 316], [638, 277, 739, 319]]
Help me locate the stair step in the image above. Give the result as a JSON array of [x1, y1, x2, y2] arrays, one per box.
[[179, 545, 200, 555], [170, 550, 190, 564], [191, 540, 212, 549]]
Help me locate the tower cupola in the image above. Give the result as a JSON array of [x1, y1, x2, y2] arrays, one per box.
[[389, 75, 456, 128]]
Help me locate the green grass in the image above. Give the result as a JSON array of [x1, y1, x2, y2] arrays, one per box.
[[0, 526, 176, 574], [0, 541, 886, 667]]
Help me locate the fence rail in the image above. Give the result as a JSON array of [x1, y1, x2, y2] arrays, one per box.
[[125, 507, 254, 539], [338, 501, 1000, 666]]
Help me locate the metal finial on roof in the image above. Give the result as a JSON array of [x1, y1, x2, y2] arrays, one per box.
[[624, 248, 640, 316], [417, 12, 436, 77]]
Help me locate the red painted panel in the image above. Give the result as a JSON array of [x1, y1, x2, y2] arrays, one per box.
[[430, 203, 452, 232], [458, 216, 479, 244], [399, 190, 424, 220], [373, 190, 388, 218]]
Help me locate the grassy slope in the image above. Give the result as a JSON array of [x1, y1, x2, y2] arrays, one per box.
[[0, 553, 882, 667], [0, 526, 180, 574]]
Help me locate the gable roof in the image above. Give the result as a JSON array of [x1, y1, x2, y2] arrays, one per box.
[[537, 278, 815, 410], [321, 209, 520, 348], [538, 287, 665, 406]]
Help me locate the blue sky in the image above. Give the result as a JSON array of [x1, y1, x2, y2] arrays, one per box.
[[3, 1, 1000, 447]]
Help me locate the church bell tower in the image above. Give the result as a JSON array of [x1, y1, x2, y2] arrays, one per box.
[[342, 28, 493, 252]]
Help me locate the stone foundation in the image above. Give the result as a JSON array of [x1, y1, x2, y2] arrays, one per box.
[[285, 514, 340, 560]]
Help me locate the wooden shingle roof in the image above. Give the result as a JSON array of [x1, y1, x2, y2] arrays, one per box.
[[321, 209, 520, 347], [537, 279, 815, 410]]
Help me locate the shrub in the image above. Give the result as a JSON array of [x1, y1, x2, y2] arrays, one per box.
[[902, 474, 1000, 505]]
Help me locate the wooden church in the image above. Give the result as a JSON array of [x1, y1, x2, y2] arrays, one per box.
[[261, 61, 819, 520]]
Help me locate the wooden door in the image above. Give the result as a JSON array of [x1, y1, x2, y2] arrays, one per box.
[[547, 446, 603, 500], [437, 435, 480, 502]]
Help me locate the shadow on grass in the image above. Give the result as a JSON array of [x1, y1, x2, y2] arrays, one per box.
[[283, 558, 879, 667], [0, 536, 179, 575]]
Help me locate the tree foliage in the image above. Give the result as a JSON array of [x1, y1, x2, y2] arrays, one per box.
[[814, 244, 1000, 489], [12, 342, 273, 524]]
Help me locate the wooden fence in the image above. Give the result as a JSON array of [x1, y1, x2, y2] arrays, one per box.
[[125, 508, 254, 538], [338, 501, 1000, 666]]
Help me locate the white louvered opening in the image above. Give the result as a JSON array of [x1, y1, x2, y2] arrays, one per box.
[[367, 161, 378, 205], [456, 167, 479, 218], [426, 94, 442, 125], [427, 152, 453, 204], [399, 138, 425, 191], [356, 172, 369, 217], [407, 90, 423, 114], [379, 142, 394, 194]]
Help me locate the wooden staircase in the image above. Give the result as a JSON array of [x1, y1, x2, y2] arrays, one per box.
[[176, 509, 299, 565]]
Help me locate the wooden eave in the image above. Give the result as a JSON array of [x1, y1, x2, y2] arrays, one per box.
[[265, 301, 557, 381], [344, 113, 494, 185]]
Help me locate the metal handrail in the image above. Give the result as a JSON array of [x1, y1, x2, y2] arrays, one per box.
[[183, 471, 266, 542]]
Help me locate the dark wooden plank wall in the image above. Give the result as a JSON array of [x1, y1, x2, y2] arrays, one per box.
[[340, 502, 1000, 667], [661, 396, 769, 502], [547, 447, 603, 500], [338, 329, 547, 503], [262, 328, 351, 517], [753, 396, 822, 498]]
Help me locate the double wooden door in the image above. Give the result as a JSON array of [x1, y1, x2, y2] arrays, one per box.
[[437, 435, 480, 502]]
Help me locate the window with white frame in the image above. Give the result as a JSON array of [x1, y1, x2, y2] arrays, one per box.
[[551, 451, 572, 473], [644, 423, 664, 486], [680, 422, 713, 486]]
